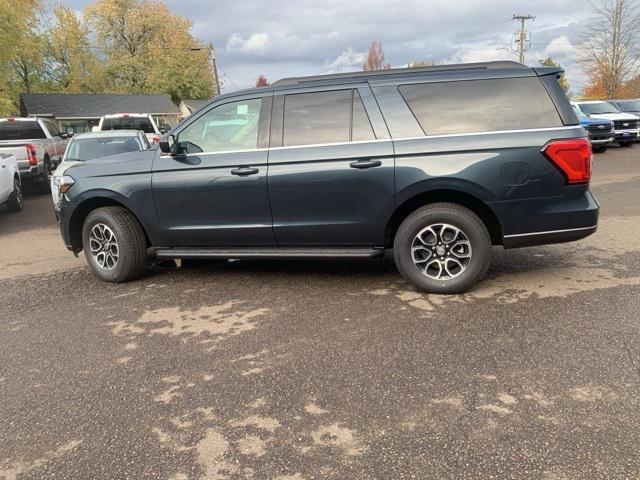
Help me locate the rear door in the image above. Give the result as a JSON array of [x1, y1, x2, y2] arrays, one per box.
[[152, 93, 275, 247], [267, 85, 394, 246]]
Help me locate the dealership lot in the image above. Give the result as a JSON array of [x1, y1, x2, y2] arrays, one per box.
[[1, 147, 639, 479]]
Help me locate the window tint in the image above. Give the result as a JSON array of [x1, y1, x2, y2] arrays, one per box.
[[616, 100, 640, 112], [0, 121, 46, 140], [102, 117, 156, 134], [576, 102, 618, 115], [283, 90, 351, 147], [352, 90, 376, 142], [65, 136, 143, 161], [398, 77, 563, 136], [179, 98, 262, 154]]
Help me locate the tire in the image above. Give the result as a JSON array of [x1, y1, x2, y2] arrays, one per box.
[[35, 158, 52, 194], [82, 207, 147, 282], [592, 146, 608, 154], [393, 203, 491, 294], [5, 177, 24, 212]]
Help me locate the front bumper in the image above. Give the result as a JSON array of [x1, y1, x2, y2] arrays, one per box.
[[589, 135, 615, 145], [58, 204, 75, 251], [614, 130, 640, 142]]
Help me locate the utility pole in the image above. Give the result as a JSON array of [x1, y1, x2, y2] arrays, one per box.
[[511, 14, 535, 64], [190, 44, 221, 96], [208, 43, 221, 96]]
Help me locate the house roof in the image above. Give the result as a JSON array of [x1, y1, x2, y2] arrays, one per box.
[[20, 93, 180, 119], [181, 99, 210, 112]]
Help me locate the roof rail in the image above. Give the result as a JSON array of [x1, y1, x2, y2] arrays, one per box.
[[272, 61, 527, 86]]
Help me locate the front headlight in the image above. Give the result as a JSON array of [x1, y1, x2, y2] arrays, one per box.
[[53, 175, 75, 194]]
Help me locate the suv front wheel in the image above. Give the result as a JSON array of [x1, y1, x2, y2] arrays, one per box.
[[82, 207, 147, 282], [393, 203, 491, 294]]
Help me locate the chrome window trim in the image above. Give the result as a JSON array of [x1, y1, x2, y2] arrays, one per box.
[[160, 125, 582, 158], [503, 225, 597, 238]]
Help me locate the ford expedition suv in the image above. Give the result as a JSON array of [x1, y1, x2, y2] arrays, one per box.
[[572, 101, 640, 146], [571, 105, 614, 153], [0, 117, 69, 193], [53, 61, 598, 294]]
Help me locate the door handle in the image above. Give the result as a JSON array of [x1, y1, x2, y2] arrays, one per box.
[[231, 167, 259, 176], [350, 159, 382, 169]]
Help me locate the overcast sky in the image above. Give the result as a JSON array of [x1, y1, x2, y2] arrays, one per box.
[[64, 0, 593, 94]]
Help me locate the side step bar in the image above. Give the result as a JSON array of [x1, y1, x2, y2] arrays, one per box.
[[155, 247, 385, 260]]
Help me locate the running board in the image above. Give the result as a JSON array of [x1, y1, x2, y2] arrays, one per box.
[[155, 247, 385, 260]]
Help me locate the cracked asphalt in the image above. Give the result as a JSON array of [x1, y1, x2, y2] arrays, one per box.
[[1, 146, 639, 479]]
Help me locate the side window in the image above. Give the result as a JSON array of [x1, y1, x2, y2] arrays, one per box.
[[398, 77, 563, 136], [281, 89, 376, 147], [44, 120, 60, 137], [352, 90, 376, 142], [283, 90, 351, 147], [178, 98, 262, 154]]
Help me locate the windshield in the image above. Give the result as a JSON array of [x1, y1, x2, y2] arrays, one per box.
[[0, 121, 46, 141], [579, 103, 619, 115], [102, 117, 156, 134], [572, 105, 588, 119], [615, 100, 640, 112], [65, 136, 144, 161]]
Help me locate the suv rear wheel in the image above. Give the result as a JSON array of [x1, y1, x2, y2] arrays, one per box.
[[82, 207, 147, 282], [393, 203, 491, 294]]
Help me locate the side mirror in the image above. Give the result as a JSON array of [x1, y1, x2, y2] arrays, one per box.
[[159, 124, 171, 134], [60, 133, 69, 139], [159, 134, 175, 154]]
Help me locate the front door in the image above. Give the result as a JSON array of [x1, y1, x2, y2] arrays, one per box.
[[152, 95, 275, 247], [267, 87, 394, 246]]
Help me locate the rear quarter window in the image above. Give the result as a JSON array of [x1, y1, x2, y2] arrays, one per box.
[[0, 121, 47, 141], [398, 77, 563, 136]]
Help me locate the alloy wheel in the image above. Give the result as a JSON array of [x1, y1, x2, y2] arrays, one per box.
[[411, 223, 472, 280], [89, 223, 119, 270]]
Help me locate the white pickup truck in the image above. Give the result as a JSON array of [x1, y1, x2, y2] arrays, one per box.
[[0, 117, 70, 193], [0, 153, 23, 212]]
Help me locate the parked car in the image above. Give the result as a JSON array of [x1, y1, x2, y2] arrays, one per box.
[[606, 99, 640, 129], [92, 114, 166, 145], [53, 61, 598, 293], [0, 153, 23, 212], [571, 105, 614, 153], [0, 117, 70, 193], [572, 101, 639, 146], [51, 130, 151, 214]]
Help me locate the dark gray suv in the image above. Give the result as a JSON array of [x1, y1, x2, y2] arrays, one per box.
[[54, 61, 598, 293]]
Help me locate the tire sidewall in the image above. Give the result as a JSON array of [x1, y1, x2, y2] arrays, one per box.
[[82, 210, 130, 282], [394, 207, 490, 294], [7, 178, 24, 212]]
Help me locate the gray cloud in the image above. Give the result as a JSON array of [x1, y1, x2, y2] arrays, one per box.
[[65, 0, 592, 93]]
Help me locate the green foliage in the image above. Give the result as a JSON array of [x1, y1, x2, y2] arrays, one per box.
[[0, 0, 216, 115], [538, 57, 571, 96]]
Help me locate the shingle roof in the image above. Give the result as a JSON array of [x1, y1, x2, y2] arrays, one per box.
[[20, 93, 180, 118], [181, 99, 210, 112]]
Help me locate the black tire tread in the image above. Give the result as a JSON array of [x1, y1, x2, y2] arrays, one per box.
[[6, 178, 23, 212], [83, 207, 147, 282], [393, 202, 491, 294]]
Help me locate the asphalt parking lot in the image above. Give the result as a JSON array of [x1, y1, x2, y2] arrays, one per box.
[[1, 145, 639, 480]]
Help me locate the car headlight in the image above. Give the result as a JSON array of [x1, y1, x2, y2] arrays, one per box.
[[53, 175, 75, 194]]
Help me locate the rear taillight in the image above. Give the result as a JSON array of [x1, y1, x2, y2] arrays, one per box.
[[542, 138, 592, 184], [26, 144, 38, 166]]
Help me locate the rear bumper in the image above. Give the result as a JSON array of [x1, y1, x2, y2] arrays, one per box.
[[491, 188, 599, 249]]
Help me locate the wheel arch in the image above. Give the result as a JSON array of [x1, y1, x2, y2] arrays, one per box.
[[385, 189, 503, 247], [68, 195, 151, 253]]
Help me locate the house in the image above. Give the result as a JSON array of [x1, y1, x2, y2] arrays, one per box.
[[179, 99, 210, 119], [20, 93, 182, 134]]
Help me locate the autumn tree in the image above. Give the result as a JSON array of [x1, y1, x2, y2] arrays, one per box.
[[408, 60, 442, 68], [579, 0, 640, 98], [85, 0, 216, 102], [539, 58, 570, 95], [363, 41, 390, 71], [45, 4, 104, 93], [255, 75, 269, 87]]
